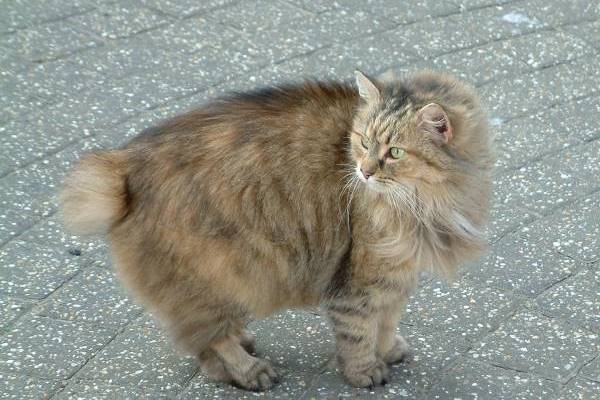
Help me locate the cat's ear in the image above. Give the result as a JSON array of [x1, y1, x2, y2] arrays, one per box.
[[355, 70, 380, 103], [417, 103, 453, 144]]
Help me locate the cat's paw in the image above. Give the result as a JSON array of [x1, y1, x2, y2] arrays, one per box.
[[382, 335, 409, 364], [230, 358, 279, 391], [343, 359, 389, 388]]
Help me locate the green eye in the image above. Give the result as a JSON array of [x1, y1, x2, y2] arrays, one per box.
[[389, 147, 405, 159], [360, 136, 369, 149]]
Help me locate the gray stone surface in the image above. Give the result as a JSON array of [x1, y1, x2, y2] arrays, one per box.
[[427, 360, 561, 400], [468, 310, 600, 383], [2, 0, 599, 398]]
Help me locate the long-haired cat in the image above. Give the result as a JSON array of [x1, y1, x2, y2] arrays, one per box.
[[60, 70, 493, 390]]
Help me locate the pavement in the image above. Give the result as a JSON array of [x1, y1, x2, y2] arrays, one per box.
[[1, 0, 599, 398]]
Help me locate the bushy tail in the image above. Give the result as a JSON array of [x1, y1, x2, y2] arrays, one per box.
[[59, 151, 129, 235]]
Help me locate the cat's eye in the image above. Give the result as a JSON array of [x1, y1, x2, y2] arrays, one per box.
[[389, 147, 405, 159], [360, 136, 369, 149]]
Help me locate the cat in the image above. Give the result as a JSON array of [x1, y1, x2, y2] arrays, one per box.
[[60, 70, 493, 391]]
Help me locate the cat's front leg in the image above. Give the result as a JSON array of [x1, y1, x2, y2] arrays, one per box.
[[327, 295, 389, 388], [377, 299, 409, 364]]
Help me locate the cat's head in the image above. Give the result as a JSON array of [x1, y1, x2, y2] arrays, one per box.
[[349, 70, 472, 197]]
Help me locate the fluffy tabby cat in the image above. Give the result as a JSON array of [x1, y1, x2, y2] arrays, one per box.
[[60, 71, 493, 390]]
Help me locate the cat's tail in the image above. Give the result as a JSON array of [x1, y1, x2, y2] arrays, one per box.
[[59, 151, 129, 236]]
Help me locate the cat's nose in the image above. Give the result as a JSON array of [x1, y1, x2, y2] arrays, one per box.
[[360, 168, 373, 179]]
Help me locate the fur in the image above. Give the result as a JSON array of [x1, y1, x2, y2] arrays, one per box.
[[60, 71, 493, 390]]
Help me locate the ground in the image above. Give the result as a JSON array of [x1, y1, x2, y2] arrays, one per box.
[[1, 0, 599, 399]]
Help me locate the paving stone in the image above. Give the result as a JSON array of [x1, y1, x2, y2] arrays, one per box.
[[0, 315, 115, 380], [448, 4, 548, 43], [494, 139, 600, 216], [0, 239, 83, 300], [498, 30, 596, 69], [285, 0, 336, 13], [391, 16, 486, 59], [518, 193, 600, 263], [452, 0, 515, 10], [479, 57, 600, 120], [535, 268, 600, 334], [245, 9, 396, 64], [463, 231, 578, 297], [493, 97, 600, 173], [0, 372, 63, 400], [139, 0, 236, 18], [560, 378, 600, 400], [208, 0, 312, 33], [563, 19, 600, 50], [275, 29, 424, 82], [426, 360, 561, 400], [402, 278, 523, 342], [486, 201, 538, 244], [77, 315, 197, 390], [143, 16, 242, 55], [0, 0, 95, 33], [528, 0, 600, 27], [0, 295, 34, 330], [341, 0, 460, 25], [37, 267, 141, 328], [429, 41, 530, 87], [469, 309, 600, 383], [2, 20, 99, 62], [304, 324, 470, 398], [581, 356, 600, 383], [54, 380, 175, 399], [71, 3, 171, 40]]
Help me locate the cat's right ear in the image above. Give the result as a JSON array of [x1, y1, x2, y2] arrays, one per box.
[[355, 70, 380, 103]]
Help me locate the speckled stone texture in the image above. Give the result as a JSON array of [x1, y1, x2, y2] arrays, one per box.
[[1, 0, 599, 399]]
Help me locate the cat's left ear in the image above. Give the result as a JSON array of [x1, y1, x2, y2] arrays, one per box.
[[355, 70, 380, 103], [417, 103, 453, 144]]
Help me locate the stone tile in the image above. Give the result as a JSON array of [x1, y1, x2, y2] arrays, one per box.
[[560, 378, 600, 400], [493, 97, 600, 173], [285, 0, 336, 13], [208, 0, 312, 33], [37, 267, 141, 328], [497, 30, 596, 69], [563, 19, 600, 50], [486, 200, 538, 244], [536, 268, 600, 334], [493, 139, 600, 215], [139, 0, 236, 18], [2, 20, 99, 62], [305, 324, 469, 398], [276, 29, 423, 81], [246, 9, 396, 64], [54, 380, 175, 399], [479, 58, 600, 120], [402, 278, 523, 342], [391, 16, 486, 59], [469, 310, 600, 383], [0, 316, 115, 380], [71, 3, 172, 40], [0, 0, 95, 33], [452, 0, 515, 10], [0, 372, 63, 400], [0, 239, 83, 300], [463, 232, 578, 297], [342, 0, 460, 25], [448, 4, 548, 43], [429, 41, 530, 87], [581, 356, 600, 383], [528, 0, 600, 26], [0, 295, 34, 330], [77, 316, 197, 390], [426, 360, 561, 400], [517, 186, 600, 263]]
